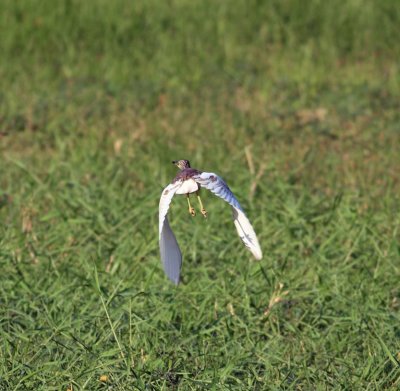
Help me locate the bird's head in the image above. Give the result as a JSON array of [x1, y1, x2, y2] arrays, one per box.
[[172, 159, 191, 170]]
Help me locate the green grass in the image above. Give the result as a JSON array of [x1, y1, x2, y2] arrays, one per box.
[[1, 1, 400, 389]]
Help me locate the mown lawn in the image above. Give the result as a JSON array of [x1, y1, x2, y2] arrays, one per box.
[[1, 1, 399, 389]]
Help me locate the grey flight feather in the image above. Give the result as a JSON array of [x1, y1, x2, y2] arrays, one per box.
[[158, 181, 183, 284], [193, 172, 262, 260]]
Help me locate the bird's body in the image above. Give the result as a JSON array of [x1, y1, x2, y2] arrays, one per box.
[[173, 168, 201, 194], [175, 178, 199, 194], [159, 159, 262, 284]]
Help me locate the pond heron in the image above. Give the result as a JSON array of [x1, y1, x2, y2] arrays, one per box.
[[159, 159, 262, 284]]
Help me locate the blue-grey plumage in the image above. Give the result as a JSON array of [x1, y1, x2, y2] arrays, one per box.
[[159, 160, 262, 284], [194, 172, 243, 211]]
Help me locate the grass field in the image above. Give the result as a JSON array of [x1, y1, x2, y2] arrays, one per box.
[[1, 0, 400, 389]]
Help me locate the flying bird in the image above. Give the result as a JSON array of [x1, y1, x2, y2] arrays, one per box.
[[159, 159, 262, 284]]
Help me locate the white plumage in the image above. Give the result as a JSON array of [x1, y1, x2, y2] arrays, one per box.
[[158, 164, 262, 284], [194, 172, 262, 261], [158, 181, 184, 284], [175, 179, 199, 194]]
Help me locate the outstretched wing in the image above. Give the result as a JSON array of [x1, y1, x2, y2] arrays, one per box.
[[159, 181, 184, 284], [193, 172, 262, 260]]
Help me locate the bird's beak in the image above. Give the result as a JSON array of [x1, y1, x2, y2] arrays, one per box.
[[172, 161, 177, 165]]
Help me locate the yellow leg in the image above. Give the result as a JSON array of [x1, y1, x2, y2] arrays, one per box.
[[196, 192, 207, 218], [187, 194, 196, 216]]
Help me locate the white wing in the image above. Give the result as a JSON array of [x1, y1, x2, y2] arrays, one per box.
[[159, 181, 183, 284], [194, 172, 262, 260]]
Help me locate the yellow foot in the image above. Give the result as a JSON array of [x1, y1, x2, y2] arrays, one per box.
[[189, 207, 196, 216], [196, 192, 207, 219]]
